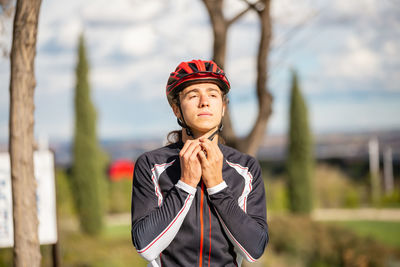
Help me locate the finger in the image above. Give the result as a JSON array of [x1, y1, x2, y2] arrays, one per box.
[[197, 147, 208, 163], [205, 138, 221, 156], [180, 139, 195, 156], [190, 145, 202, 161], [204, 140, 222, 162], [183, 141, 200, 159], [180, 140, 193, 156], [199, 139, 215, 158]]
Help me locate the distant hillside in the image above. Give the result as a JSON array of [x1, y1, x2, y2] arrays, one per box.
[[258, 129, 400, 161]]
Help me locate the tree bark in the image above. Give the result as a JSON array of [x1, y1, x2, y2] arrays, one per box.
[[203, 0, 273, 156], [9, 0, 42, 266], [203, 0, 227, 68], [240, 0, 273, 156]]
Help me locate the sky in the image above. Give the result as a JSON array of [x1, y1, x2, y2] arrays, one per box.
[[0, 0, 399, 143]]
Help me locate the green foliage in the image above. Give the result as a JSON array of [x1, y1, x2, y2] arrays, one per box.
[[268, 216, 396, 267], [314, 164, 362, 208], [0, 248, 12, 267], [380, 189, 400, 208], [70, 34, 109, 236], [108, 180, 132, 213], [286, 70, 314, 214], [265, 177, 289, 212], [55, 168, 76, 218], [332, 220, 400, 249], [265, 164, 366, 213]]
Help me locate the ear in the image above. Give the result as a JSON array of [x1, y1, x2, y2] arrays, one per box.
[[172, 104, 181, 118], [222, 102, 226, 117]]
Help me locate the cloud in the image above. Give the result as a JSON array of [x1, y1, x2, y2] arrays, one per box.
[[83, 0, 165, 24], [272, 0, 319, 26], [120, 25, 157, 56], [227, 56, 257, 96], [321, 36, 380, 79]]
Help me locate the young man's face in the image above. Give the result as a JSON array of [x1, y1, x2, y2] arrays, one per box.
[[173, 82, 225, 136]]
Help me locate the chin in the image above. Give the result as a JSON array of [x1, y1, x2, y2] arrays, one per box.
[[193, 124, 219, 133]]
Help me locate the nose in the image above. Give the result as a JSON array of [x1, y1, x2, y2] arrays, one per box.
[[198, 93, 209, 108]]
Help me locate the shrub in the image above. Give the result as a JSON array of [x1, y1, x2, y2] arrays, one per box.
[[314, 164, 362, 208], [380, 189, 400, 208], [267, 216, 396, 267], [265, 177, 289, 212], [55, 168, 76, 218], [108, 180, 132, 214]]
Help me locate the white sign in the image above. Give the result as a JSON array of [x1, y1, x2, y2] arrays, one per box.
[[0, 150, 58, 247]]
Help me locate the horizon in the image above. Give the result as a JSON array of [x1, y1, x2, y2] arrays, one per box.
[[1, 127, 400, 147]]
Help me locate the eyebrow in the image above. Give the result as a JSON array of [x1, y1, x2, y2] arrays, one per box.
[[182, 87, 221, 97]]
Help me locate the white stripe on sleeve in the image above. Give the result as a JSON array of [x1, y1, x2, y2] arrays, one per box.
[[138, 193, 195, 261]]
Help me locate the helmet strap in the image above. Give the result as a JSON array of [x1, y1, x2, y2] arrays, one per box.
[[177, 103, 194, 138], [208, 122, 223, 141]]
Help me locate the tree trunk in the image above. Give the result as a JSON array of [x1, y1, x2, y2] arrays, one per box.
[[203, 0, 273, 156], [9, 0, 42, 266], [241, 0, 273, 156], [203, 0, 227, 68]]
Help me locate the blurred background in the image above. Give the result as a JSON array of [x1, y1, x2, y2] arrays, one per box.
[[1, 0, 400, 266]]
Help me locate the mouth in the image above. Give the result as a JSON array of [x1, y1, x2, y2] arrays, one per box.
[[198, 112, 213, 117]]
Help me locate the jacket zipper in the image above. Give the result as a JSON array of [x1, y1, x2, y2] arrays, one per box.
[[199, 181, 205, 267]]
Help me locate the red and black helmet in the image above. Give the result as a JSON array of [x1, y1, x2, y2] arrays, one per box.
[[166, 59, 230, 105]]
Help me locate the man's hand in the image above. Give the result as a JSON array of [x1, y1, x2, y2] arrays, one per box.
[[179, 140, 202, 188], [198, 138, 224, 188]]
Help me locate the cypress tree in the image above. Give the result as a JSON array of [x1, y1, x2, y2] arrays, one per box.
[[71, 34, 107, 235], [286, 70, 314, 214]]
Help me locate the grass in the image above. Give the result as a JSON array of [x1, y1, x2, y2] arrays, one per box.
[[326, 220, 400, 249], [103, 223, 131, 239], [56, 223, 148, 267]]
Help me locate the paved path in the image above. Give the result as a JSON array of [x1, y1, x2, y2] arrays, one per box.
[[312, 208, 400, 221], [107, 212, 131, 225]]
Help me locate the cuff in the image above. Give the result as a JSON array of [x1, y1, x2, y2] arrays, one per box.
[[176, 180, 197, 195], [207, 181, 227, 195]]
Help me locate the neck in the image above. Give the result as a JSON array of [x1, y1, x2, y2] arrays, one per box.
[[181, 127, 219, 144]]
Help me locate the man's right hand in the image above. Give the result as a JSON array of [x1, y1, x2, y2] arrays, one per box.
[[179, 140, 202, 188]]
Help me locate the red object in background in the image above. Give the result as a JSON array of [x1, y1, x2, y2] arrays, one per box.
[[109, 159, 135, 182]]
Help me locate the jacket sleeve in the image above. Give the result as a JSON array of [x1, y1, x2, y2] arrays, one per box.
[[207, 158, 269, 262], [131, 154, 196, 262]]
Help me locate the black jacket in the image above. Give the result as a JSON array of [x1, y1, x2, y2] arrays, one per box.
[[131, 141, 268, 266]]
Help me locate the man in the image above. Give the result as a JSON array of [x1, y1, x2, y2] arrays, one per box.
[[131, 59, 269, 267]]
